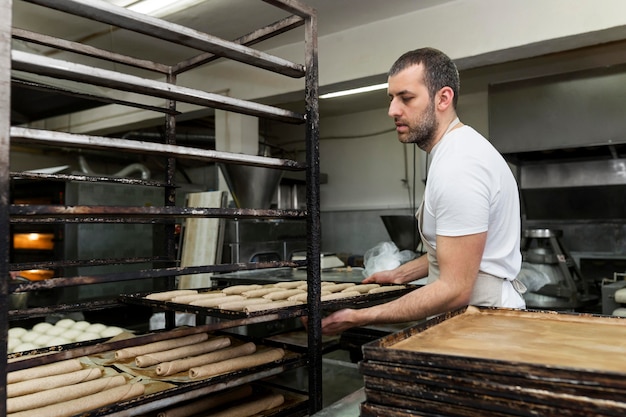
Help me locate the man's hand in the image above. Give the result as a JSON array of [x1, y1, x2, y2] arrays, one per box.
[[320, 309, 362, 335], [362, 269, 400, 285]]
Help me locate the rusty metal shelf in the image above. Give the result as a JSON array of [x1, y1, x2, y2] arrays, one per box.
[[23, 0, 306, 79], [11, 127, 306, 169]]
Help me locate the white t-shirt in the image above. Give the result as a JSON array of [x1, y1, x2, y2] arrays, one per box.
[[422, 125, 521, 280]]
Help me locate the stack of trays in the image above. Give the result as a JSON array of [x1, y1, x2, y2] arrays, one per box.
[[359, 306, 626, 417]]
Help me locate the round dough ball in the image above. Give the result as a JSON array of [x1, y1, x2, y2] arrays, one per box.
[[55, 318, 76, 328], [85, 323, 107, 334], [8, 327, 27, 339], [32, 322, 54, 333], [74, 332, 100, 342], [61, 329, 82, 342], [34, 334, 53, 347], [100, 326, 124, 338], [20, 331, 41, 343], [45, 326, 65, 337], [13, 342, 38, 352], [72, 321, 91, 331], [8, 338, 21, 352], [46, 337, 71, 347]]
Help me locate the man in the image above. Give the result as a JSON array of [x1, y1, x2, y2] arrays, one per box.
[[320, 48, 526, 335]]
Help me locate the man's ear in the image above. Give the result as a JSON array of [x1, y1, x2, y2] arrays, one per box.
[[437, 86, 455, 111]]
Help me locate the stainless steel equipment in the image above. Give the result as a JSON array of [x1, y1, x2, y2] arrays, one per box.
[[219, 164, 307, 263], [380, 215, 419, 252], [517, 229, 595, 310]]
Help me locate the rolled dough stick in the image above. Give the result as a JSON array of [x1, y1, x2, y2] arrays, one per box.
[[222, 285, 262, 295], [218, 298, 268, 311], [145, 290, 198, 301], [244, 300, 303, 313], [135, 336, 231, 368], [189, 348, 285, 379], [8, 359, 83, 384], [262, 289, 305, 301], [209, 393, 285, 417], [274, 281, 307, 289], [343, 284, 380, 293], [287, 291, 330, 302], [322, 283, 356, 293], [115, 333, 209, 360], [8, 367, 102, 398], [240, 288, 282, 298], [7, 374, 126, 413], [321, 291, 360, 301], [157, 384, 253, 417], [190, 295, 245, 308], [368, 285, 406, 294], [170, 292, 225, 304], [156, 342, 257, 377], [7, 382, 145, 417]]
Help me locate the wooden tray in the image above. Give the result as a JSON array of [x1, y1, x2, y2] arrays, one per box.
[[361, 306, 626, 389], [360, 306, 626, 417]]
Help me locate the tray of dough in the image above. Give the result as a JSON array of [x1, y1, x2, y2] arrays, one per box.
[[119, 282, 415, 319], [6, 329, 306, 417]]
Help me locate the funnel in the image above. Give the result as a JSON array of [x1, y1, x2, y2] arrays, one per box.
[[380, 215, 419, 251], [219, 164, 284, 209]]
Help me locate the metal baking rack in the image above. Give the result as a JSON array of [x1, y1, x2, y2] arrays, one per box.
[[0, 0, 323, 415]]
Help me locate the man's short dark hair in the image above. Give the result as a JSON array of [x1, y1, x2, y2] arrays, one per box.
[[388, 47, 460, 108]]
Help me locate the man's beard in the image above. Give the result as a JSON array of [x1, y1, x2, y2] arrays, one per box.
[[405, 101, 438, 151]]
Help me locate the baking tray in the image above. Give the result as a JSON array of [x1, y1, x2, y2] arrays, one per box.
[[360, 401, 449, 417], [119, 284, 416, 320], [362, 374, 625, 417], [360, 306, 626, 417], [362, 306, 626, 388]]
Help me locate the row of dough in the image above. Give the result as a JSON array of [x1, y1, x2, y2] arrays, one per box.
[[7, 358, 143, 416], [145, 281, 406, 312], [116, 332, 285, 379], [8, 319, 126, 353]]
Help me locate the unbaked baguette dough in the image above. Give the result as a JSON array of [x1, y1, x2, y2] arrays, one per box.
[[368, 285, 406, 294], [240, 288, 282, 298], [209, 393, 285, 417], [218, 298, 268, 311], [321, 291, 361, 301], [8, 359, 83, 384], [170, 292, 226, 304], [287, 291, 330, 302], [222, 285, 262, 295], [244, 300, 303, 313], [189, 295, 245, 308], [7, 382, 145, 417], [274, 281, 307, 289], [343, 284, 381, 293], [262, 289, 305, 301], [189, 348, 285, 379], [7, 374, 126, 413], [322, 283, 356, 293], [156, 384, 253, 417], [135, 336, 231, 368], [145, 290, 198, 301], [156, 342, 257, 377], [8, 367, 102, 398], [115, 333, 209, 360]]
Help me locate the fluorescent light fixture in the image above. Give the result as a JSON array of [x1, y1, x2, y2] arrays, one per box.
[[320, 83, 388, 99], [127, 0, 204, 17]]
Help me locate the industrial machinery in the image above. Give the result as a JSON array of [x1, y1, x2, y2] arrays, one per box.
[[517, 229, 595, 310]]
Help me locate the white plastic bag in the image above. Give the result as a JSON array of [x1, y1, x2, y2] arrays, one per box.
[[363, 241, 416, 278]]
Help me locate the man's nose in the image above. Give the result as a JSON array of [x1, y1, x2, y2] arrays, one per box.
[[388, 99, 399, 118]]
